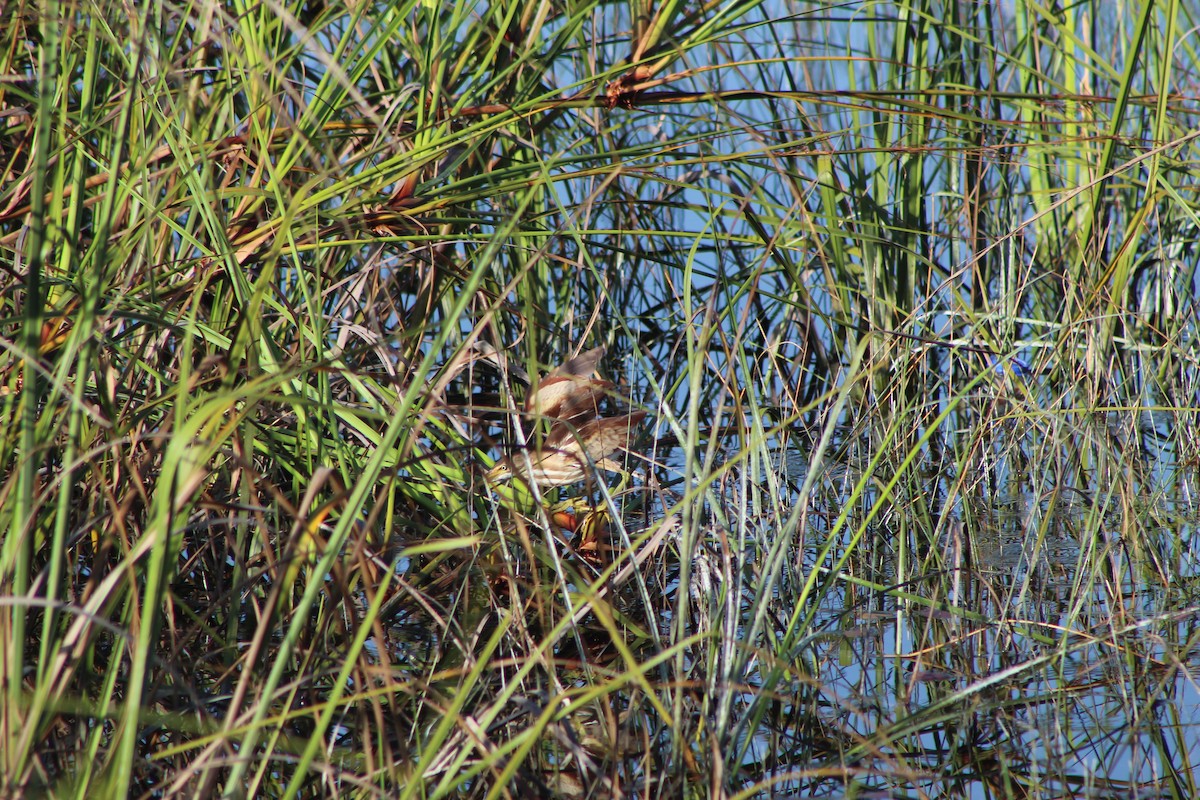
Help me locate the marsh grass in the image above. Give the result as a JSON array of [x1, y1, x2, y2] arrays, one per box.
[[3, 0, 1200, 797]]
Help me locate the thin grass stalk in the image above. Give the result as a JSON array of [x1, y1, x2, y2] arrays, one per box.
[[35, 0, 98, 692], [32, 0, 125, 724], [2, 1, 64, 787], [723, 339, 868, 765], [115, 364, 235, 794], [668, 234, 710, 764]]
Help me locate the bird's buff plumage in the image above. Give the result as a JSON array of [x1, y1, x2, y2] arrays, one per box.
[[487, 411, 646, 488]]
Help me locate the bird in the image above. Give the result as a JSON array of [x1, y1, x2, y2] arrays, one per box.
[[487, 411, 647, 489], [523, 345, 611, 425]]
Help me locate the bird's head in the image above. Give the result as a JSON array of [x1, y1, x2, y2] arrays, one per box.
[[485, 458, 517, 485]]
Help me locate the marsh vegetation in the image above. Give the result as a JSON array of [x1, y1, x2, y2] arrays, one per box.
[[3, 1, 1200, 797]]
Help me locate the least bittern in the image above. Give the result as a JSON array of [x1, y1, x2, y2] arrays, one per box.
[[487, 411, 646, 489], [524, 345, 611, 425]]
